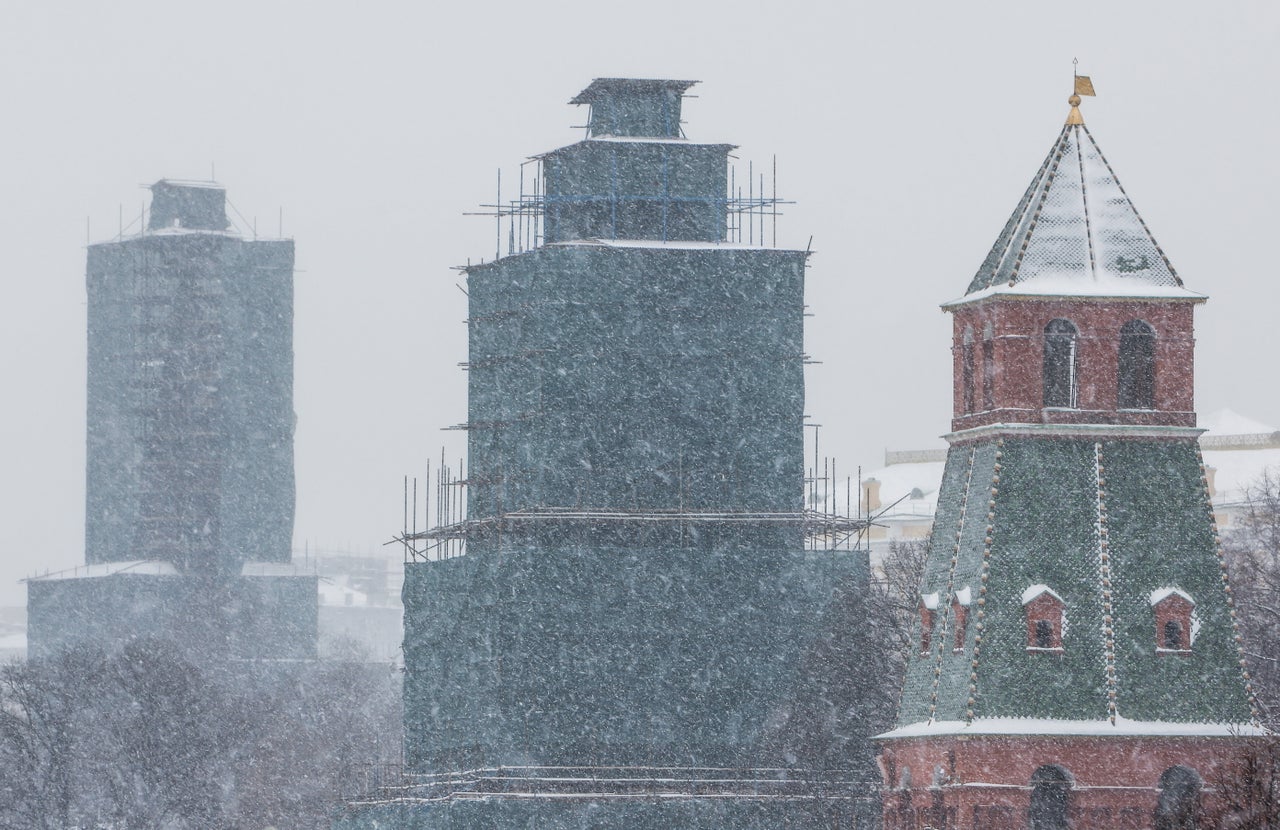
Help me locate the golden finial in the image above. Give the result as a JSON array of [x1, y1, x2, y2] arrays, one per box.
[[1067, 59, 1095, 125]]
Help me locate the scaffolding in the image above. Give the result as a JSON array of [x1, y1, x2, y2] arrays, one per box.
[[465, 156, 794, 263], [391, 437, 877, 563], [341, 763, 878, 807]]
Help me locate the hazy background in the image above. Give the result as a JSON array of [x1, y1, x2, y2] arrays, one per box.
[[1, 1, 1276, 606]]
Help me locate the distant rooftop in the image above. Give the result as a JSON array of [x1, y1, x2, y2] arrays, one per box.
[[570, 78, 698, 139]]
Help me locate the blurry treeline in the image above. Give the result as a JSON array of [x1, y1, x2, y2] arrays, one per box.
[[0, 640, 400, 829]]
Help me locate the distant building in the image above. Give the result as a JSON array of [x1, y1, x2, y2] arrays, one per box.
[[878, 87, 1261, 828], [27, 181, 316, 661], [301, 547, 404, 663]]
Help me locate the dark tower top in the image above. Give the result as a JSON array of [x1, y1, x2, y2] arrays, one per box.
[[570, 78, 697, 138], [544, 79, 732, 243], [147, 180, 230, 231]]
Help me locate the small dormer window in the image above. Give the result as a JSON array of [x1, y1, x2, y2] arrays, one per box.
[[920, 592, 940, 656], [1022, 584, 1066, 653], [1150, 588, 1196, 655], [953, 587, 971, 652]]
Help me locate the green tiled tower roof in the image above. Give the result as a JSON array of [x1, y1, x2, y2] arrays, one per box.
[[888, 435, 1256, 736]]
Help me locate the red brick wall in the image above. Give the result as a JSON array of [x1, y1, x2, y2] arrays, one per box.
[[880, 734, 1259, 830], [948, 297, 1199, 432]]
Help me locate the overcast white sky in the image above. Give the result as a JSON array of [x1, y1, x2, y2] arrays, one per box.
[[1, 1, 1277, 606]]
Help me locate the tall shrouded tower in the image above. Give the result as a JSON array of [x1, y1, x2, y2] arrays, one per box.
[[375, 80, 876, 828], [877, 84, 1260, 829]]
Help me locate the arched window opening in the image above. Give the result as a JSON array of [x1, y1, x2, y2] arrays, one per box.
[[962, 326, 976, 414], [1029, 765, 1072, 830], [1119, 319, 1156, 410], [1164, 619, 1184, 650], [1035, 620, 1054, 649], [982, 322, 995, 410], [1043, 319, 1079, 408], [1155, 766, 1202, 830]]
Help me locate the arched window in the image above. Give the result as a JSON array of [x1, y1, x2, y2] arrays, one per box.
[[1029, 765, 1072, 829], [962, 326, 976, 414], [1043, 319, 1079, 408], [1118, 319, 1156, 409], [982, 322, 995, 410], [1035, 620, 1054, 649], [1155, 766, 1201, 829], [1164, 620, 1184, 650]]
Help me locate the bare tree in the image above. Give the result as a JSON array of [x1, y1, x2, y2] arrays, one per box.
[[870, 538, 930, 706], [1221, 471, 1280, 727], [0, 640, 401, 830], [1215, 738, 1280, 829]]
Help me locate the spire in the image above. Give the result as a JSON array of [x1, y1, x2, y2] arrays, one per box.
[[965, 77, 1185, 297], [1066, 69, 1094, 125]]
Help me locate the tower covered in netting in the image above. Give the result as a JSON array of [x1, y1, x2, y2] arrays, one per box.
[[349, 79, 879, 828], [27, 180, 315, 661]]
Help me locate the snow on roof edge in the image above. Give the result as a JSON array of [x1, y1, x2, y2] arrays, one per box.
[[1021, 584, 1063, 605], [876, 717, 1268, 740]]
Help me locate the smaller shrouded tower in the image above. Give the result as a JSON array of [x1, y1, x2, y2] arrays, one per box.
[[27, 180, 314, 661], [877, 83, 1261, 830], [85, 180, 295, 573]]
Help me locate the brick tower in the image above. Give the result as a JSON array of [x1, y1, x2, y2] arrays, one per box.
[[877, 83, 1263, 829]]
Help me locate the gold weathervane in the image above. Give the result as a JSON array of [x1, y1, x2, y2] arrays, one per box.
[[1067, 59, 1095, 125]]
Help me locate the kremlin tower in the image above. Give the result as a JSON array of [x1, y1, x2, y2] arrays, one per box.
[[877, 79, 1263, 829]]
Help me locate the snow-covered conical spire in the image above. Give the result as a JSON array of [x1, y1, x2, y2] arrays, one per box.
[[965, 86, 1185, 297]]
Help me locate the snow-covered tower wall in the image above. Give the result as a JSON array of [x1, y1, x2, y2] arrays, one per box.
[[397, 80, 872, 819]]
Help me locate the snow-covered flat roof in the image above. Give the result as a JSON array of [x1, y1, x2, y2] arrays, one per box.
[[240, 561, 315, 577], [533, 137, 735, 158], [549, 238, 805, 253], [25, 560, 179, 581], [861, 460, 946, 520], [877, 716, 1268, 740]]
